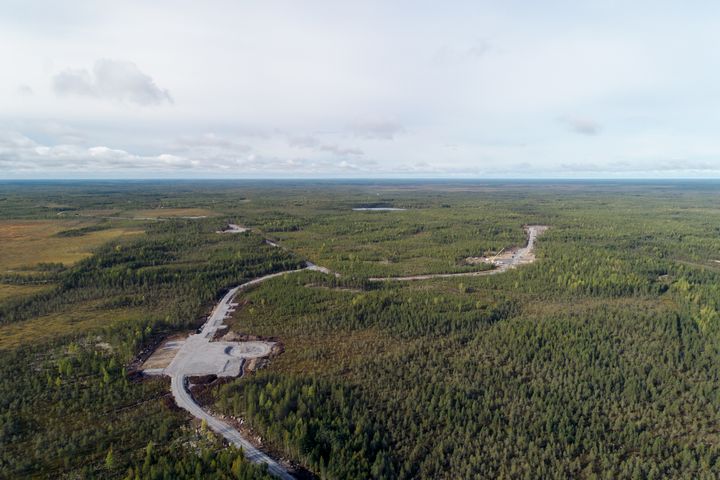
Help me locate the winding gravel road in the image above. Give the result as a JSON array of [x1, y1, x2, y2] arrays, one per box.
[[167, 264, 320, 480], [162, 225, 546, 478], [368, 225, 547, 282]]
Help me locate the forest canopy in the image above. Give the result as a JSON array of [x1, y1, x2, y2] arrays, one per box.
[[2, 180, 720, 478]]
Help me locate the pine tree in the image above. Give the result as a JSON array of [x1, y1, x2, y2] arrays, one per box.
[[105, 446, 114, 470]]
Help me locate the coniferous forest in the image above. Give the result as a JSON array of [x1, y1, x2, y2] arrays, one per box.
[[3, 180, 720, 478]]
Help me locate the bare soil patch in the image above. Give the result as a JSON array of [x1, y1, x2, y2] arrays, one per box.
[[141, 334, 187, 370]]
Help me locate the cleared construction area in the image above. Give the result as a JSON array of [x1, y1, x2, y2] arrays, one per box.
[[149, 279, 292, 478], [142, 264, 318, 479], [141, 335, 186, 374]]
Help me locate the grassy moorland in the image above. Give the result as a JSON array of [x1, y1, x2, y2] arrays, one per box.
[[3, 180, 720, 478], [0, 219, 143, 273]]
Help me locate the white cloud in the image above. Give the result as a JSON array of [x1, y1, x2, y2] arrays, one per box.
[[0, 131, 378, 177], [559, 116, 601, 135], [433, 39, 492, 65], [288, 136, 363, 156], [53, 59, 172, 106], [3, 2, 720, 177], [17, 85, 33, 96], [0, 132, 190, 171], [348, 119, 404, 140]]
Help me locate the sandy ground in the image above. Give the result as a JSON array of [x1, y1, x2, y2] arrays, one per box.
[[163, 286, 277, 379], [141, 335, 187, 370], [491, 225, 548, 269], [217, 224, 249, 234]]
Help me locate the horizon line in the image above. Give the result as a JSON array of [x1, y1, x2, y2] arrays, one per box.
[[1, 177, 720, 182]]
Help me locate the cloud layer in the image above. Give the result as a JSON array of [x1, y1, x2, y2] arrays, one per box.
[[53, 59, 172, 106], [4, 1, 720, 177]]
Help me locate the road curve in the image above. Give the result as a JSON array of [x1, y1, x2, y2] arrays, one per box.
[[166, 225, 546, 478], [368, 225, 548, 282], [168, 264, 320, 480]]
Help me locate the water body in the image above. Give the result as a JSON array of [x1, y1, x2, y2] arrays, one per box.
[[352, 207, 407, 211]]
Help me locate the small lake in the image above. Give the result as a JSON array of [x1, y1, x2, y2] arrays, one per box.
[[352, 207, 407, 211]]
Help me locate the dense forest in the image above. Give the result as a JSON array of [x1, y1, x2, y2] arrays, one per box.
[[3, 180, 720, 478]]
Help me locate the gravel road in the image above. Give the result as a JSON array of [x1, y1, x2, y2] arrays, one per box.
[[369, 225, 548, 282], [166, 266, 319, 479], [162, 225, 547, 477], [170, 374, 293, 479]]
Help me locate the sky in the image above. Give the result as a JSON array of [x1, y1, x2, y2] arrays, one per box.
[[3, 1, 720, 179]]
